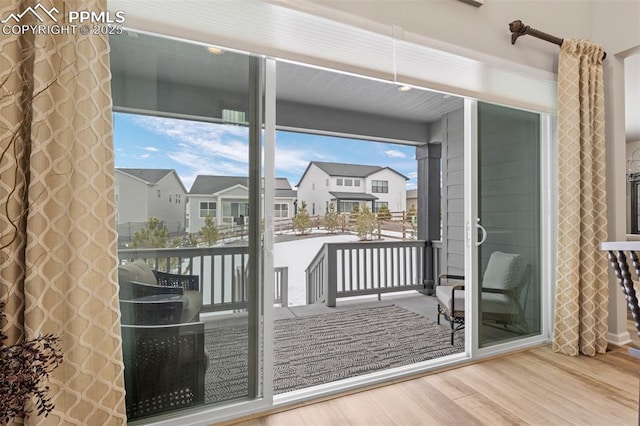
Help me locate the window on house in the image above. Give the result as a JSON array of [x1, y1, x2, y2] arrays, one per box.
[[326, 179, 329, 187], [157, 189, 161, 198], [200, 201, 216, 218], [169, 193, 172, 203], [176, 194, 181, 204], [222, 201, 249, 223], [274, 203, 289, 218], [312, 203, 315, 215], [336, 178, 343, 186], [372, 180, 388, 193], [354, 180, 360, 187], [312, 183, 315, 190], [339, 201, 359, 212], [115, 186, 119, 202], [344, 179, 352, 186], [374, 201, 388, 212]]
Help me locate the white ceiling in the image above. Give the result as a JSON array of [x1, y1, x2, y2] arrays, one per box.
[[109, 31, 463, 127]]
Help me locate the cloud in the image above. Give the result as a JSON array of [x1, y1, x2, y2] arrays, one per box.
[[131, 116, 251, 177], [384, 149, 406, 158], [406, 182, 417, 190], [407, 171, 418, 179], [142, 146, 160, 152], [273, 147, 315, 174], [139, 153, 151, 159]]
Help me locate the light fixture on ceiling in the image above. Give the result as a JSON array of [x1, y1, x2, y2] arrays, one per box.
[[206, 46, 225, 55], [397, 85, 411, 92]]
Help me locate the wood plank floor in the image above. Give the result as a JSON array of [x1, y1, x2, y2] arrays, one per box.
[[225, 344, 639, 425]]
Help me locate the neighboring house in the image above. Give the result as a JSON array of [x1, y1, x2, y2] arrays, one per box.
[[406, 189, 418, 211], [186, 175, 297, 232], [115, 168, 187, 236], [296, 161, 408, 215]]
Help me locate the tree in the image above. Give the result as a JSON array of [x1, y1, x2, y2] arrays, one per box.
[[356, 205, 377, 241], [407, 204, 417, 220], [199, 214, 219, 246], [131, 217, 168, 248], [376, 204, 391, 221], [324, 202, 339, 233], [293, 201, 312, 235], [0, 303, 63, 422]]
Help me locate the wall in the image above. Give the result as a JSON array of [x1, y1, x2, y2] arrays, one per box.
[[366, 169, 407, 212], [146, 174, 187, 233], [115, 172, 148, 225], [296, 164, 331, 215], [441, 108, 465, 277]]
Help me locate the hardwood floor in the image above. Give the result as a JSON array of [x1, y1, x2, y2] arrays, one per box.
[[226, 344, 639, 425]]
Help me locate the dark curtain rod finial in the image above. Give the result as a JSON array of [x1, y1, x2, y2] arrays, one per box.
[[508, 19, 606, 60], [509, 20, 529, 45]]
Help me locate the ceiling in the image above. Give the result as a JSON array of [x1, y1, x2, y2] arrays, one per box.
[[111, 30, 638, 143], [109, 31, 463, 143]]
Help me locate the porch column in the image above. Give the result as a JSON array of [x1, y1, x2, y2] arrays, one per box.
[[416, 142, 441, 295]]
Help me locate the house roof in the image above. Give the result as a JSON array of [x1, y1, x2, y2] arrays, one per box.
[[190, 175, 295, 195], [189, 175, 248, 194], [329, 191, 378, 201], [296, 161, 409, 186], [117, 168, 173, 184], [116, 168, 187, 193]]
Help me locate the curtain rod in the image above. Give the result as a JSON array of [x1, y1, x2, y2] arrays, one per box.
[[508, 20, 607, 60]]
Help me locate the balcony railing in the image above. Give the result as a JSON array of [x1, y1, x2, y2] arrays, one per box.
[[118, 246, 288, 311], [305, 240, 432, 306]]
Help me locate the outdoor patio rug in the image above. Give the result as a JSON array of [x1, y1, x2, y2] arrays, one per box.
[[204, 304, 464, 403]]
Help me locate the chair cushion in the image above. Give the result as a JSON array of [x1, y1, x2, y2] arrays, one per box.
[[181, 291, 202, 323], [436, 285, 464, 312], [436, 285, 519, 315], [118, 259, 158, 286], [482, 252, 527, 290]]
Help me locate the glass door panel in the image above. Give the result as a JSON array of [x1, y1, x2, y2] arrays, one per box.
[[110, 31, 263, 421], [476, 102, 542, 348]]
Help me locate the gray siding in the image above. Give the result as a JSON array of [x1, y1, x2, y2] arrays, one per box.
[[441, 108, 465, 276]]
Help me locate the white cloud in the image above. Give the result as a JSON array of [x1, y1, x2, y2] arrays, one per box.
[[273, 147, 315, 174], [131, 116, 252, 179], [407, 171, 418, 179], [384, 149, 406, 158], [142, 146, 160, 152], [406, 182, 417, 190], [139, 153, 151, 159]]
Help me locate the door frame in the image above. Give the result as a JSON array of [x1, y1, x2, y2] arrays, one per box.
[[463, 99, 554, 359]]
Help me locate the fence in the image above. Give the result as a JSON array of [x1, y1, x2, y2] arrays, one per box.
[[305, 240, 431, 306], [118, 246, 288, 312]]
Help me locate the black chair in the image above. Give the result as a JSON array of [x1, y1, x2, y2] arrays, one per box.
[[120, 296, 184, 325], [436, 251, 530, 345], [121, 322, 206, 421]]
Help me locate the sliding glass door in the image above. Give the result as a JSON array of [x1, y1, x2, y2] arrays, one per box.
[[466, 100, 543, 350], [110, 32, 266, 421]]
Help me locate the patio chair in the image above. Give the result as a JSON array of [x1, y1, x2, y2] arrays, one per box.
[[121, 322, 206, 421], [436, 251, 530, 345], [118, 259, 202, 323]]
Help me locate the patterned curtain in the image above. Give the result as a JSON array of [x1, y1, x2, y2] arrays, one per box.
[[553, 38, 608, 356], [0, 0, 126, 423]]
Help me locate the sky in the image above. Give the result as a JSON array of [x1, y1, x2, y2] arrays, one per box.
[[113, 112, 418, 191]]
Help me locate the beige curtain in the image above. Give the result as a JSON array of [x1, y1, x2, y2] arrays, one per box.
[[0, 0, 126, 423], [553, 38, 608, 356]]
